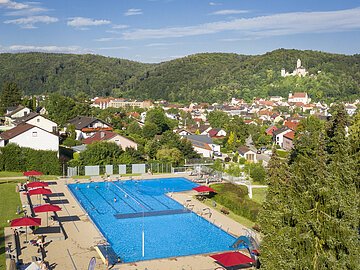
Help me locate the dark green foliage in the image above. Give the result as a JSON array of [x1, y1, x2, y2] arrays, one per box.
[[245, 162, 266, 183], [1, 50, 358, 103], [0, 143, 60, 174], [79, 141, 123, 165], [0, 53, 149, 97], [259, 107, 359, 270], [145, 108, 171, 134], [211, 183, 261, 222], [0, 82, 22, 112], [207, 110, 230, 129]]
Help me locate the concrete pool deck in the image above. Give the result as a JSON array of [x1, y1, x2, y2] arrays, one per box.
[[7, 174, 257, 270]]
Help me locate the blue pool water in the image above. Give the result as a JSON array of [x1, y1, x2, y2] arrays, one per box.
[[68, 177, 235, 262]]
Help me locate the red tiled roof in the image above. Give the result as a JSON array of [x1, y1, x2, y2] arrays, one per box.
[[284, 130, 295, 140], [265, 126, 278, 136], [0, 123, 34, 140], [81, 127, 113, 133], [284, 121, 299, 131], [83, 131, 118, 144], [292, 92, 307, 98]]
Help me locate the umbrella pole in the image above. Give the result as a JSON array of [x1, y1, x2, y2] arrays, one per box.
[[25, 226, 28, 243], [47, 212, 48, 227]]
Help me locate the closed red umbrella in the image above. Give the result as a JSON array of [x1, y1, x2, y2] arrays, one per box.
[[23, 170, 43, 176], [193, 186, 216, 193], [33, 204, 61, 226], [27, 182, 49, 188], [210, 251, 255, 267], [28, 188, 52, 196], [11, 217, 41, 242]]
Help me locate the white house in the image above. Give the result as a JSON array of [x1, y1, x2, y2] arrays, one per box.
[[273, 127, 292, 148], [0, 123, 59, 152], [67, 116, 112, 140], [14, 112, 58, 133], [238, 146, 257, 163], [4, 106, 31, 126], [288, 92, 311, 104], [83, 131, 138, 150], [182, 135, 220, 158]]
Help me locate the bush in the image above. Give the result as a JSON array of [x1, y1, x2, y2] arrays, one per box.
[[211, 183, 261, 222], [0, 143, 60, 174]]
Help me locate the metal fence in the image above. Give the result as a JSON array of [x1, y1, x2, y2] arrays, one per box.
[[66, 163, 172, 177]]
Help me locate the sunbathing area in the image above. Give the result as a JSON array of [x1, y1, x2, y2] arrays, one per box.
[[4, 172, 261, 270]]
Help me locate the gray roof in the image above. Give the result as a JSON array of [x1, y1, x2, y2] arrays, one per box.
[[273, 126, 290, 136], [68, 116, 110, 130], [183, 134, 213, 144], [13, 112, 39, 125], [71, 144, 87, 152]]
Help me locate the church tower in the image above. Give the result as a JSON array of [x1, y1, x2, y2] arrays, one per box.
[[296, 59, 301, 69]]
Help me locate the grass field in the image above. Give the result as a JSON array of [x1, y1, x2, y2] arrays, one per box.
[[0, 171, 23, 178], [201, 198, 255, 228], [251, 188, 268, 204], [0, 181, 24, 269]]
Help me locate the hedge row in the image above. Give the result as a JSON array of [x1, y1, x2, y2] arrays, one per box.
[[0, 143, 60, 175], [211, 183, 261, 222]]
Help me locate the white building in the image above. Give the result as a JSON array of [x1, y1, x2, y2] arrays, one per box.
[[83, 131, 138, 150], [273, 127, 291, 148], [67, 116, 112, 140], [4, 106, 31, 126], [182, 135, 220, 158], [14, 112, 58, 133], [288, 92, 311, 104], [0, 123, 59, 152], [281, 59, 308, 77], [238, 146, 257, 163]]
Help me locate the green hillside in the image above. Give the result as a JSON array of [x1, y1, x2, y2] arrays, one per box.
[[0, 49, 359, 102], [0, 53, 151, 97]]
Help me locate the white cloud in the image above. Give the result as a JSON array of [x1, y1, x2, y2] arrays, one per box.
[[98, 46, 129, 50], [122, 8, 360, 40], [5, 7, 48, 16], [94, 37, 122, 42], [112, 24, 129, 29], [209, 2, 222, 6], [0, 0, 29, 10], [67, 17, 111, 29], [4, 15, 58, 29], [210, 9, 249, 15], [0, 44, 93, 54], [145, 42, 176, 47], [124, 8, 143, 16]]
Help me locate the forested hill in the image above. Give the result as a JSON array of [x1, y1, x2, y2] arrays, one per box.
[[1, 49, 359, 102], [0, 53, 151, 97]]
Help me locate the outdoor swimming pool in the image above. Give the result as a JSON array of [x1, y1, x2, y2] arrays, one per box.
[[68, 177, 236, 263]]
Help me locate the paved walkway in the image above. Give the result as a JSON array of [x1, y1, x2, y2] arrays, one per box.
[[6, 175, 257, 270]]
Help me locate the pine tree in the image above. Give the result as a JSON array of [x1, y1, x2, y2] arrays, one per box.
[[0, 82, 22, 113], [259, 112, 360, 269]]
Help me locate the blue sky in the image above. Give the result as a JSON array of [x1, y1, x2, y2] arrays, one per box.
[[0, 0, 360, 62]]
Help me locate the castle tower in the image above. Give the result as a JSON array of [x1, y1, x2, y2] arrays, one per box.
[[297, 59, 301, 69], [281, 68, 286, 77]]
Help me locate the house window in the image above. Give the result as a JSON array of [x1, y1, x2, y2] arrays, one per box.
[[37, 118, 40, 122], [32, 131, 38, 137]]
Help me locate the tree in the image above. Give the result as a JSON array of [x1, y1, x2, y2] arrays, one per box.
[[0, 82, 22, 112], [207, 110, 229, 128], [259, 112, 359, 269], [145, 108, 170, 134], [226, 131, 237, 152], [156, 147, 183, 165], [126, 121, 142, 136], [142, 122, 159, 139], [79, 142, 123, 165]]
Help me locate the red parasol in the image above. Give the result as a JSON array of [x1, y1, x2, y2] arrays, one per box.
[[27, 182, 49, 188], [210, 251, 255, 267], [33, 204, 61, 226], [192, 186, 216, 193], [11, 217, 41, 242], [23, 170, 43, 176], [28, 187, 52, 196]]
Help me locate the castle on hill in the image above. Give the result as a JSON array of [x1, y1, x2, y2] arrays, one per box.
[[281, 59, 308, 77]]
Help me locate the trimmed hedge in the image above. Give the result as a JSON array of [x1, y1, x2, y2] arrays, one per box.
[[0, 143, 60, 175], [210, 183, 261, 222]]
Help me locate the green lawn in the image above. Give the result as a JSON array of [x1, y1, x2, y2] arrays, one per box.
[[0, 171, 23, 178], [276, 149, 289, 158], [0, 181, 24, 269], [201, 198, 255, 228], [251, 188, 268, 204]]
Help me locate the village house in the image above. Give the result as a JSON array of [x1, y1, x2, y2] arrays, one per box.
[[67, 116, 112, 140], [4, 105, 31, 126], [273, 126, 291, 148], [0, 123, 59, 152], [283, 130, 295, 151], [13, 112, 58, 134], [182, 134, 220, 158], [288, 92, 311, 104], [238, 146, 257, 163], [83, 131, 138, 150]]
